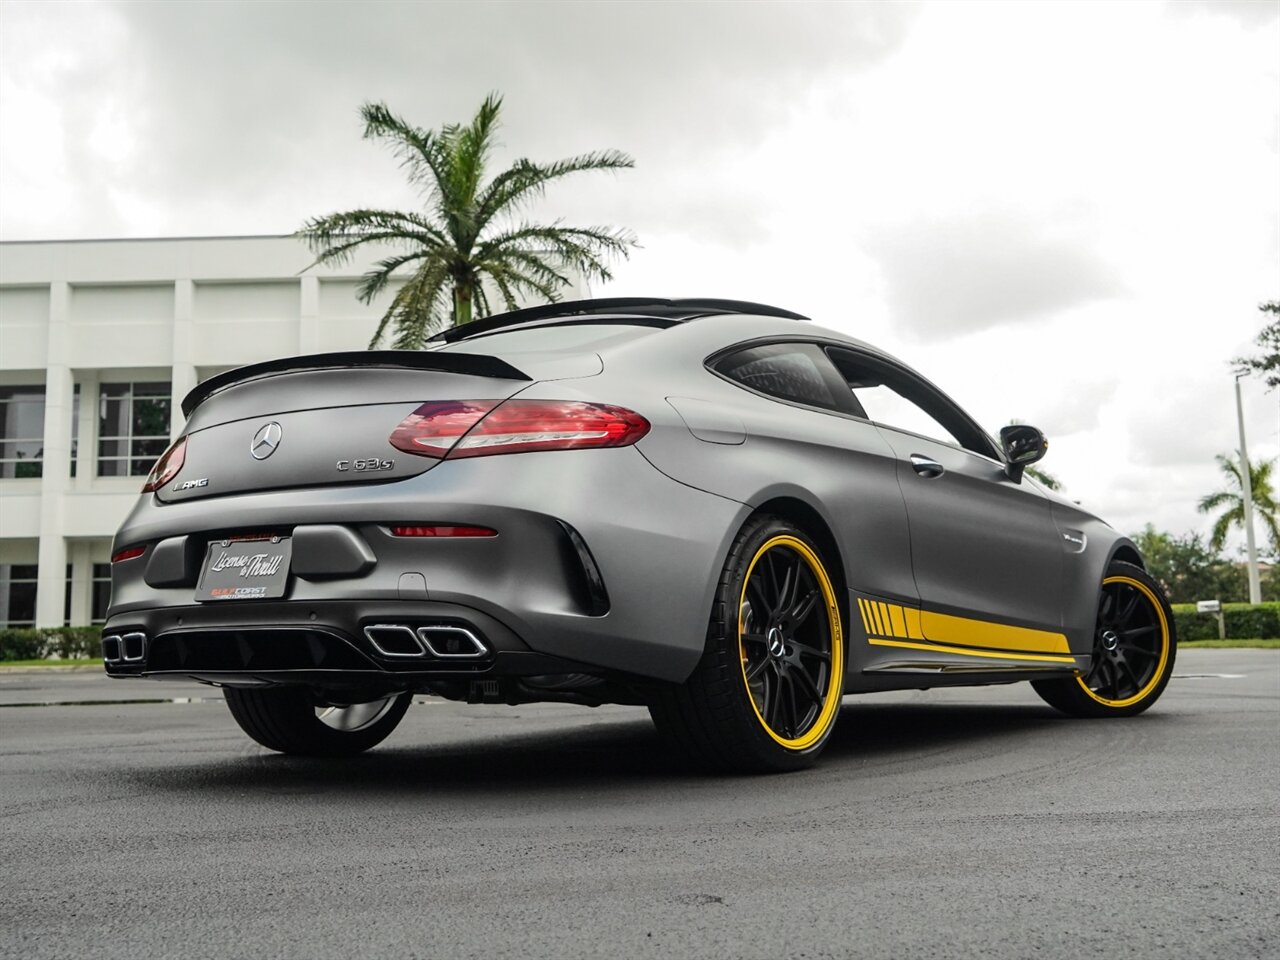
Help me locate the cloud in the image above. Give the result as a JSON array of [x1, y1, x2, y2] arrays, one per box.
[[866, 208, 1126, 340], [1171, 0, 1280, 27], [0, 0, 920, 240]]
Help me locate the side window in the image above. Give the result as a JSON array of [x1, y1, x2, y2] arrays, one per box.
[[715, 343, 848, 412], [827, 348, 997, 458]]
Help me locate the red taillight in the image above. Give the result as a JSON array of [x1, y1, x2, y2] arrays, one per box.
[[142, 436, 187, 493], [111, 546, 146, 563], [389, 400, 650, 460], [389, 525, 498, 538], [388, 401, 499, 458]]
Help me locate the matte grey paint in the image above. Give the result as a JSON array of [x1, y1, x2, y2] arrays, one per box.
[[107, 310, 1131, 696]]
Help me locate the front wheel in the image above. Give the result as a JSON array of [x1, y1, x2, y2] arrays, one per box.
[[649, 516, 845, 773], [224, 687, 411, 756], [1032, 560, 1176, 718]]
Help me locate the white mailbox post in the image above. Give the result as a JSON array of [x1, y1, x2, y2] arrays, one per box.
[[1196, 600, 1225, 640]]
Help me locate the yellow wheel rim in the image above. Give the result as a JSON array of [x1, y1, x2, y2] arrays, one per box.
[[737, 535, 844, 749], [1076, 575, 1170, 708]]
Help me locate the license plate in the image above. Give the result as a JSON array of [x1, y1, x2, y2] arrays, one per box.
[[195, 536, 292, 602]]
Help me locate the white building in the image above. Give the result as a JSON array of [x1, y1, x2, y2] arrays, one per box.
[[0, 235, 540, 628]]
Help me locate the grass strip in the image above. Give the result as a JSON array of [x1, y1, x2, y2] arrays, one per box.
[[1179, 638, 1280, 649], [0, 658, 98, 668]]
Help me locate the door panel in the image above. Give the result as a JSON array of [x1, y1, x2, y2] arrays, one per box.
[[878, 428, 1065, 638]]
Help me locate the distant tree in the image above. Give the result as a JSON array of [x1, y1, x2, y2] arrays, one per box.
[[1198, 452, 1280, 554], [298, 94, 636, 348], [1131, 525, 1247, 603], [1234, 300, 1280, 390], [1026, 465, 1062, 491]]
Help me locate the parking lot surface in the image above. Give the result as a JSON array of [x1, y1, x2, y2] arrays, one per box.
[[2, 649, 1277, 959]]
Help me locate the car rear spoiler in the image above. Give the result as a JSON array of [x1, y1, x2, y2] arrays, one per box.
[[181, 351, 531, 417]]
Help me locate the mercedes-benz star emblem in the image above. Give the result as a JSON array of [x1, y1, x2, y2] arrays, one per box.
[[250, 422, 283, 460]]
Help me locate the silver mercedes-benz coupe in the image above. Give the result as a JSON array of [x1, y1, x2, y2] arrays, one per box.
[[103, 298, 1176, 771]]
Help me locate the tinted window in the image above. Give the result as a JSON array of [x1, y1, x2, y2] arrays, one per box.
[[826, 348, 997, 458], [716, 343, 848, 410]]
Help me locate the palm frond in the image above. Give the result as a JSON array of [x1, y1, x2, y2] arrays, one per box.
[[360, 102, 450, 203], [368, 259, 450, 349], [474, 149, 636, 230], [355, 250, 428, 304], [1209, 508, 1242, 553], [477, 222, 635, 284], [1197, 490, 1235, 513], [295, 209, 447, 266]]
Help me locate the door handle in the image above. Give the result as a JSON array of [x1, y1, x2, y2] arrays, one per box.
[[909, 454, 945, 478]]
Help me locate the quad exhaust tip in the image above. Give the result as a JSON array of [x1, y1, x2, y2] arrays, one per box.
[[363, 624, 489, 660], [102, 632, 147, 664]]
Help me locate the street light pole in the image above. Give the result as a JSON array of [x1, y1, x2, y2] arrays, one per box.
[[1235, 374, 1262, 604]]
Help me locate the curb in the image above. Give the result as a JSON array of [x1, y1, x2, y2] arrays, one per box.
[[0, 664, 103, 674]]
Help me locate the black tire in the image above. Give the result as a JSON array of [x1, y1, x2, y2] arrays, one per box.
[[1032, 560, 1176, 718], [649, 515, 846, 773], [224, 687, 411, 756]]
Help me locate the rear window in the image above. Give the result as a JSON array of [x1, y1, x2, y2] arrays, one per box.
[[439, 322, 661, 355], [714, 342, 847, 411]]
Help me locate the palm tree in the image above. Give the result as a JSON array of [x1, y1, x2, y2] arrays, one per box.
[[1198, 452, 1280, 554], [297, 95, 636, 348]]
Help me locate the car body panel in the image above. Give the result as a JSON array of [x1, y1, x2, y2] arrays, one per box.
[[105, 304, 1134, 701], [875, 425, 1068, 641]]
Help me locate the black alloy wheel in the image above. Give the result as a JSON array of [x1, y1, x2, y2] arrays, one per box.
[[1032, 560, 1176, 718], [649, 515, 845, 772]]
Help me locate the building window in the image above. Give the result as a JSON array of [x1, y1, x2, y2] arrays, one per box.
[[0, 386, 45, 479], [0, 564, 38, 627], [98, 382, 170, 477], [63, 563, 110, 625]]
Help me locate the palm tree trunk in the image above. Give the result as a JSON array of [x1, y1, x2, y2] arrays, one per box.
[[453, 283, 473, 327]]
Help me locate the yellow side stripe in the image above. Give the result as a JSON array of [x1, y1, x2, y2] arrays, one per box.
[[919, 609, 1070, 655], [867, 637, 1076, 664], [854, 597, 1072, 656]]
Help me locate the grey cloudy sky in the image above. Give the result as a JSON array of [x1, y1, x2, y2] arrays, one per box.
[[2, 0, 1278, 552]]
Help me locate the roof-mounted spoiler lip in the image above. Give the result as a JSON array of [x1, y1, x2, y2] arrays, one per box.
[[181, 350, 530, 417], [428, 297, 811, 344]]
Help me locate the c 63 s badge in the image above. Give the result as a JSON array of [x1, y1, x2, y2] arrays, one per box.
[[336, 458, 395, 472]]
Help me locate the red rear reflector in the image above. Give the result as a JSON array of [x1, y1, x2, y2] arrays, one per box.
[[111, 546, 146, 563], [389, 525, 497, 538], [142, 436, 187, 493], [388, 400, 499, 458]]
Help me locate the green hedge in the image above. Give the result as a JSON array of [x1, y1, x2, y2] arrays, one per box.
[[0, 627, 102, 662], [1171, 602, 1280, 641]]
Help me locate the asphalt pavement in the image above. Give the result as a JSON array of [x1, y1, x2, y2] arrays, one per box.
[[1, 650, 1277, 960]]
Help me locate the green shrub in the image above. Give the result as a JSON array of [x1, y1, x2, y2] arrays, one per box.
[[0, 629, 47, 661], [1171, 602, 1280, 641], [0, 627, 103, 662]]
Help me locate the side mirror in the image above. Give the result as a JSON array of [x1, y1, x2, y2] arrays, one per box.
[[999, 424, 1048, 483]]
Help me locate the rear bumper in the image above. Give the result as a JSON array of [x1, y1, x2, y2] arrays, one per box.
[[105, 447, 747, 684]]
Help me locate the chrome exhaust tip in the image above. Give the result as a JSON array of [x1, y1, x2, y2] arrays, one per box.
[[417, 625, 489, 659], [104, 632, 147, 663], [363, 624, 427, 658]]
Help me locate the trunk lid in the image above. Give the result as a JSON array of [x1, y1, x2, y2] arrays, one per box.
[[158, 353, 531, 503]]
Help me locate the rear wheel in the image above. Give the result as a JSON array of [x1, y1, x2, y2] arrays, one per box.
[[649, 516, 845, 773], [1032, 560, 1176, 718], [224, 687, 411, 756]]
